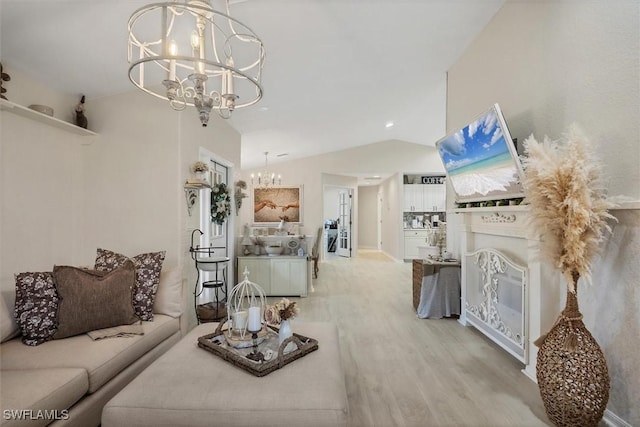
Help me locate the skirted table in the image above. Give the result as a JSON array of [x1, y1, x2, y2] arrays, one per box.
[[412, 259, 461, 319]]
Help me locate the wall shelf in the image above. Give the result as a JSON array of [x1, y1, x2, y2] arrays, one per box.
[[0, 98, 97, 136]]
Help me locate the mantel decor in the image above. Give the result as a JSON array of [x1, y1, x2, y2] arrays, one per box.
[[522, 125, 614, 427]]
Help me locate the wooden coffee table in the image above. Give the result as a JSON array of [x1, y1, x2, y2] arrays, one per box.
[[102, 322, 348, 427]]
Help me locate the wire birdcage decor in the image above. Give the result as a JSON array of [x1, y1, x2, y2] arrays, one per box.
[[227, 267, 266, 340]]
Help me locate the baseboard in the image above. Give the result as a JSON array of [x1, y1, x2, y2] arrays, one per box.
[[520, 367, 537, 383], [380, 250, 403, 263], [603, 409, 631, 427]]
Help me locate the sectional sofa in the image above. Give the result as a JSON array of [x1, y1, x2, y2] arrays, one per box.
[[0, 265, 184, 427]]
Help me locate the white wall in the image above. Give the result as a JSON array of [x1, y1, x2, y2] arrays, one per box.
[[447, 1, 639, 423], [358, 185, 379, 249], [323, 186, 341, 222]]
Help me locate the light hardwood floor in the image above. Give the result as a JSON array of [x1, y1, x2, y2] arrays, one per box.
[[291, 251, 551, 427]]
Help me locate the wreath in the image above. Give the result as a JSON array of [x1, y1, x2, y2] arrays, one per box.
[[211, 182, 231, 225]]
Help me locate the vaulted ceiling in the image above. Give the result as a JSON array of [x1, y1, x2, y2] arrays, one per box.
[[1, 0, 504, 169]]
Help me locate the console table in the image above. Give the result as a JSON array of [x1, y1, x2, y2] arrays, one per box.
[[237, 255, 310, 297], [413, 259, 461, 318]]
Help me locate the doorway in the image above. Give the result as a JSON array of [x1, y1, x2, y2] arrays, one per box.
[[336, 188, 352, 258], [323, 185, 352, 259], [197, 149, 234, 293]]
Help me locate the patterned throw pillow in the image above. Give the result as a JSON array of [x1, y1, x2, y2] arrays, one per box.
[[14, 272, 59, 346], [94, 248, 166, 321]]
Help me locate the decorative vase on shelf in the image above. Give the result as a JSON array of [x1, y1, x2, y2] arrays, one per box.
[[536, 279, 609, 427], [278, 320, 293, 347]]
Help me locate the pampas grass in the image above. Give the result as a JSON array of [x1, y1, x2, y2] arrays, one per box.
[[522, 125, 615, 292]]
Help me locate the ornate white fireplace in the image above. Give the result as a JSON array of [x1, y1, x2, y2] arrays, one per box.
[[453, 206, 562, 380]]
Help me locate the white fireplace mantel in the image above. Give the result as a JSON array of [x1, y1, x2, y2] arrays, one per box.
[[453, 205, 562, 381]]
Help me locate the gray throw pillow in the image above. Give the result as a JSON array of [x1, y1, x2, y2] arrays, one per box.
[[53, 261, 138, 339], [94, 248, 166, 321], [14, 272, 59, 346]]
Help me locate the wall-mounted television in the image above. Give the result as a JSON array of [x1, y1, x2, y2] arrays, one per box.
[[435, 103, 525, 203]]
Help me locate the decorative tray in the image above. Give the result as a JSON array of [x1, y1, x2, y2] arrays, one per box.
[[197, 322, 319, 377]]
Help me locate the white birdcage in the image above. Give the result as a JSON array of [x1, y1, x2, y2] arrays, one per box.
[[226, 267, 267, 340]]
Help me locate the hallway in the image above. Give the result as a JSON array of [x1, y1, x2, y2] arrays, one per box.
[[293, 252, 549, 427]]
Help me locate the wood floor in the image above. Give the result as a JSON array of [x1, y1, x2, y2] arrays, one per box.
[[292, 251, 551, 427]]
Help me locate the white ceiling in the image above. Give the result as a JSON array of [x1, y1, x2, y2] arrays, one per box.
[[0, 0, 504, 170]]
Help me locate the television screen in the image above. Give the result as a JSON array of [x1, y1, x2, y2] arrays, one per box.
[[435, 103, 525, 203]]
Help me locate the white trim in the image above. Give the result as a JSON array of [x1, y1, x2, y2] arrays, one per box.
[[611, 200, 640, 210], [603, 409, 632, 427]]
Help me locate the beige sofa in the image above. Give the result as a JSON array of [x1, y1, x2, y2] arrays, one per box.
[[0, 267, 184, 427]]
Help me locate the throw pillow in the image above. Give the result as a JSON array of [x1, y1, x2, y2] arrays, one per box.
[[153, 267, 183, 318], [14, 272, 59, 346], [53, 261, 139, 339], [94, 248, 166, 321]]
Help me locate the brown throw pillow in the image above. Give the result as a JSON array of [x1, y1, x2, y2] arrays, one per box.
[[53, 261, 139, 339], [14, 272, 59, 346], [94, 248, 166, 321]]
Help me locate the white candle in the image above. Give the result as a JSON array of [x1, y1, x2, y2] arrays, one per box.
[[169, 60, 176, 81], [248, 306, 261, 332], [233, 310, 248, 331], [168, 40, 177, 81]]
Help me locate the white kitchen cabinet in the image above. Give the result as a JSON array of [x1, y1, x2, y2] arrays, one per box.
[[403, 184, 424, 212], [237, 256, 308, 297], [422, 183, 446, 212], [404, 230, 428, 259]]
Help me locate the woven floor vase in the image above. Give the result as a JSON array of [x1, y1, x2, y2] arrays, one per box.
[[536, 285, 610, 427]]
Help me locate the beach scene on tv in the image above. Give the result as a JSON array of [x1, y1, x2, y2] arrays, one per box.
[[437, 107, 524, 202]]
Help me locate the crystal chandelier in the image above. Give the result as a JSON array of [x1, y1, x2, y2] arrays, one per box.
[[251, 152, 281, 187], [127, 0, 265, 127]]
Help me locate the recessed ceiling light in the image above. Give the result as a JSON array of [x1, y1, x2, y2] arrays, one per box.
[[276, 153, 289, 157], [385, 121, 394, 128], [259, 106, 269, 111]]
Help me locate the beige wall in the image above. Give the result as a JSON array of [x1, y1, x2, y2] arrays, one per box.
[[1, 65, 86, 292], [1, 66, 241, 334], [447, 1, 639, 424], [379, 174, 403, 260], [358, 186, 379, 250]]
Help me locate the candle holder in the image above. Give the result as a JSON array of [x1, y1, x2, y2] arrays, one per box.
[[245, 329, 265, 362], [227, 267, 266, 341]]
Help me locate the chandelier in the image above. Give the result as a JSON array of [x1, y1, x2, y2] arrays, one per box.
[[127, 0, 265, 127], [251, 152, 281, 187]]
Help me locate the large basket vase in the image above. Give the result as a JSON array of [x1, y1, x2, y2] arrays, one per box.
[[536, 285, 610, 427]]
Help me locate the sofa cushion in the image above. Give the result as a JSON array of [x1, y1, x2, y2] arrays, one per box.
[[94, 248, 166, 321], [153, 267, 183, 318], [0, 368, 88, 427], [14, 272, 59, 346], [1, 289, 19, 343], [1, 314, 179, 393], [53, 262, 139, 339]]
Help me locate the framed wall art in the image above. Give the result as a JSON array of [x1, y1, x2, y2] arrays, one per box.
[[252, 185, 303, 225]]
